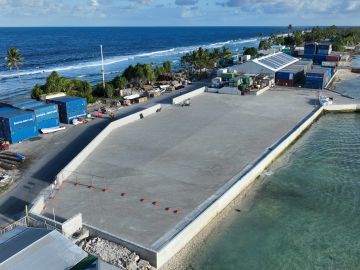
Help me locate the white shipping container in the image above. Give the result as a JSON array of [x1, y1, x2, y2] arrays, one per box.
[[217, 68, 228, 77], [243, 55, 251, 61], [322, 61, 337, 68]]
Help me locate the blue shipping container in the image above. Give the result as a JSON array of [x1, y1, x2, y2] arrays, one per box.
[[1, 124, 38, 144], [37, 118, 60, 131], [303, 54, 314, 60], [20, 101, 46, 110], [0, 110, 36, 131], [48, 96, 87, 113], [60, 110, 87, 124], [312, 68, 331, 83], [0, 98, 41, 110], [0, 107, 16, 115], [26, 104, 59, 122], [313, 55, 327, 64]]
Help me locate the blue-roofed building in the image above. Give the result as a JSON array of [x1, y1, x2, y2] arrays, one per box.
[[228, 52, 299, 76]]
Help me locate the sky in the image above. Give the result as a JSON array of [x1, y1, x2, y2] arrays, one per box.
[[0, 0, 359, 27]]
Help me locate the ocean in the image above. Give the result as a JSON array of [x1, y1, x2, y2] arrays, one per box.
[[185, 113, 360, 269], [0, 27, 290, 100]]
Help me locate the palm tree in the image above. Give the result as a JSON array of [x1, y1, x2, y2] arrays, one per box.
[[5, 47, 25, 89], [288, 24, 293, 36], [259, 33, 264, 41], [5, 48, 24, 72], [269, 33, 276, 43], [221, 47, 232, 59]]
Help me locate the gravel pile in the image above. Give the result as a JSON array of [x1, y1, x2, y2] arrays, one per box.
[[80, 237, 155, 270]]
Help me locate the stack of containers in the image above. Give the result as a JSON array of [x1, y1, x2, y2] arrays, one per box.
[[317, 44, 332, 55], [293, 60, 313, 72], [326, 55, 341, 62], [313, 54, 327, 65], [275, 65, 305, 87], [304, 43, 317, 59], [1, 99, 61, 132], [0, 107, 38, 144], [47, 96, 87, 124], [304, 69, 328, 89], [313, 67, 333, 79]]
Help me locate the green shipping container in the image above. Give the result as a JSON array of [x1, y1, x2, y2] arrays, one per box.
[[221, 73, 235, 79]]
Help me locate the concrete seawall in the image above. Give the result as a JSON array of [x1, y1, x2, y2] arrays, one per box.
[[325, 103, 360, 112], [56, 104, 162, 183], [154, 106, 325, 268], [172, 87, 206, 104]]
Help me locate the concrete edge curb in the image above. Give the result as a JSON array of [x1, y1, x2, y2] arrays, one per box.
[[172, 87, 206, 105]]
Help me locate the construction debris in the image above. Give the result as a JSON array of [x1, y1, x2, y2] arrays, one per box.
[[80, 237, 155, 270]]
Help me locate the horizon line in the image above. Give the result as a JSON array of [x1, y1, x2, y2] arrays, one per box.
[[0, 25, 359, 28]]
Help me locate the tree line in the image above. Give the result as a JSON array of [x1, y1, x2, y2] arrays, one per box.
[[31, 61, 172, 101], [258, 25, 360, 52], [180, 47, 232, 71]]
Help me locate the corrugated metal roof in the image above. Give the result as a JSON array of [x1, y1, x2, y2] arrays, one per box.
[[0, 227, 87, 270], [253, 52, 299, 72]]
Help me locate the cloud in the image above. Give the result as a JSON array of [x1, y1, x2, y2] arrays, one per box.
[[90, 0, 99, 7], [345, 0, 360, 12], [175, 0, 198, 6], [217, 0, 358, 14], [181, 6, 202, 18]]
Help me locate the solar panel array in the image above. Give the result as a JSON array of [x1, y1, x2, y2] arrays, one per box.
[[256, 53, 297, 71]]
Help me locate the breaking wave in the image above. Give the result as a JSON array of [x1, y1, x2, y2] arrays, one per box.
[[0, 37, 259, 80]]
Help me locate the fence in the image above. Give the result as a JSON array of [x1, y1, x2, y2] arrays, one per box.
[[0, 216, 58, 236]]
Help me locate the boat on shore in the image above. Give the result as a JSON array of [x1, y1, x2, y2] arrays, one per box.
[[41, 126, 66, 134]]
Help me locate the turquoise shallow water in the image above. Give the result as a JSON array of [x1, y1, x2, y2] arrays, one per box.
[[186, 113, 360, 270]]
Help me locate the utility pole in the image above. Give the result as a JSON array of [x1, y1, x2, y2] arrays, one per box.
[[100, 45, 105, 90]]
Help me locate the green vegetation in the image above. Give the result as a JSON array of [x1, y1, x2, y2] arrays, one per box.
[[263, 25, 360, 51], [243, 47, 258, 57], [258, 40, 271, 50], [181, 47, 232, 70], [31, 60, 173, 101], [31, 71, 96, 102], [123, 63, 156, 84], [111, 75, 128, 90]]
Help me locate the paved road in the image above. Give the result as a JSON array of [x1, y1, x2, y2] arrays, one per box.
[[0, 82, 206, 228]]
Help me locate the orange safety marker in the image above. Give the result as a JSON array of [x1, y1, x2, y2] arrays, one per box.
[[88, 178, 94, 189]]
